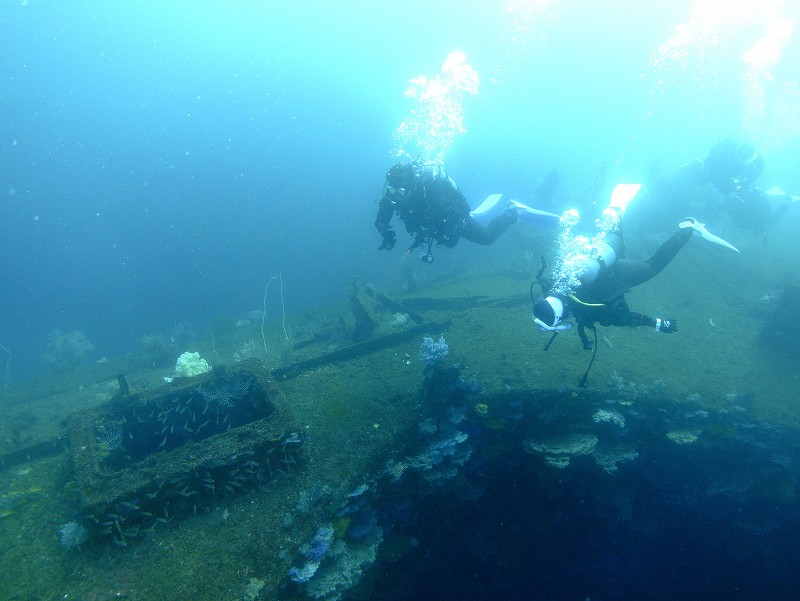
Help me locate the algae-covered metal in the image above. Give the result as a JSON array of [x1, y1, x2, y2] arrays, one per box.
[[68, 360, 301, 546]]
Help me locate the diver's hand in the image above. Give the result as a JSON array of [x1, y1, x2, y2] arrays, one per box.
[[656, 318, 677, 333], [582, 338, 593, 351], [378, 231, 396, 251]]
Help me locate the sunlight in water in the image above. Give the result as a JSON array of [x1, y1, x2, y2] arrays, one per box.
[[647, 0, 797, 147], [741, 17, 797, 143]]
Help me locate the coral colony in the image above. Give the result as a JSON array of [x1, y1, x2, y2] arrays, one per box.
[[58, 521, 89, 550], [419, 335, 449, 367], [285, 336, 478, 598], [287, 524, 334, 583]]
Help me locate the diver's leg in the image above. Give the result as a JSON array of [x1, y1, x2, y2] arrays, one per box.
[[604, 231, 625, 260], [461, 211, 517, 245], [616, 227, 692, 288], [645, 227, 693, 273]]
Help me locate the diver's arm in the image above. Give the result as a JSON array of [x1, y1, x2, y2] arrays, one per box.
[[375, 194, 397, 249], [629, 312, 677, 333], [628, 312, 656, 328]]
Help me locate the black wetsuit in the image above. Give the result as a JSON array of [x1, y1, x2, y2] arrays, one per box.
[[726, 186, 788, 235], [701, 139, 785, 234], [565, 227, 692, 345], [375, 165, 516, 252], [703, 139, 764, 195]]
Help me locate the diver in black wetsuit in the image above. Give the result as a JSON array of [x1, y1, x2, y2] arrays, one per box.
[[533, 224, 690, 350], [374, 161, 519, 262], [531, 180, 740, 350], [679, 138, 796, 235], [701, 138, 765, 197]]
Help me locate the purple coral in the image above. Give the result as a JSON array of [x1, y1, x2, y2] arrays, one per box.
[[308, 524, 334, 559], [288, 523, 334, 583], [288, 560, 320, 583]]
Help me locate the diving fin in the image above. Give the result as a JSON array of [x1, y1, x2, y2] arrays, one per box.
[[470, 194, 506, 225], [470, 194, 560, 227], [765, 186, 800, 202], [508, 200, 560, 226], [679, 218, 740, 253], [600, 183, 642, 226], [469, 194, 508, 225], [608, 183, 642, 215]]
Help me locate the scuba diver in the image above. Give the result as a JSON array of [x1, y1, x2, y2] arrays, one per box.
[[701, 138, 765, 196], [679, 138, 797, 235], [531, 183, 739, 384], [375, 161, 560, 262]]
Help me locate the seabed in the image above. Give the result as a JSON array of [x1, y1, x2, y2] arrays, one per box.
[[1, 235, 799, 600]]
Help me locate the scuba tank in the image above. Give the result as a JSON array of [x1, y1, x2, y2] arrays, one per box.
[[552, 183, 640, 292]]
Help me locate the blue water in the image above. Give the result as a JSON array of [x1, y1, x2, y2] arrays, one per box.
[[2, 0, 800, 380]]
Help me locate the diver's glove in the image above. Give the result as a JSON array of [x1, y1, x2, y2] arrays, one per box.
[[655, 318, 677, 333], [378, 230, 397, 251]]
